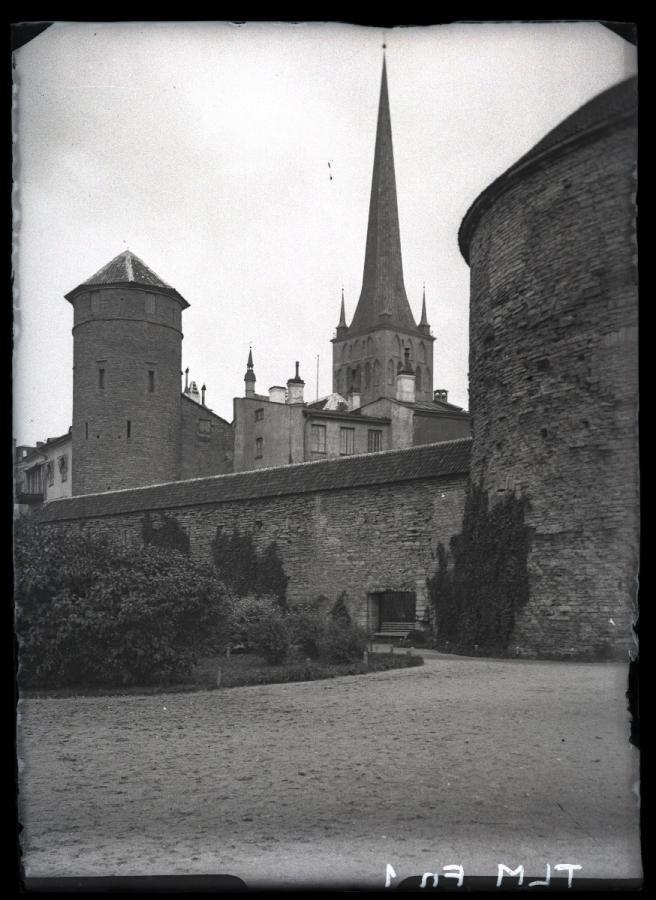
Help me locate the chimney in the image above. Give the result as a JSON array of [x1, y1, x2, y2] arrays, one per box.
[[348, 391, 361, 411], [201, 384, 206, 406], [396, 349, 416, 403], [434, 389, 448, 403], [185, 367, 189, 391], [286, 361, 305, 405], [269, 385, 286, 404]]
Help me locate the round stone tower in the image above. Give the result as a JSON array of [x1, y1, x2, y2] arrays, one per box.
[[458, 77, 638, 658], [65, 250, 189, 495]]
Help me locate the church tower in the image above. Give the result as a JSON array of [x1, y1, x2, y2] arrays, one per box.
[[65, 250, 189, 495], [332, 54, 435, 406]]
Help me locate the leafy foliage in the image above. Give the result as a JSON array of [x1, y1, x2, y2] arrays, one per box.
[[429, 484, 531, 654], [142, 512, 190, 555], [211, 527, 288, 606], [15, 520, 231, 688], [247, 608, 291, 664]]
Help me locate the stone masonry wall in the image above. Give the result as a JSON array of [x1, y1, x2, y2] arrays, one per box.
[[36, 443, 470, 632], [466, 120, 638, 658]]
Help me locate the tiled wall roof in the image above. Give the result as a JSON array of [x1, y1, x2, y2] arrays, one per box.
[[37, 438, 471, 522]]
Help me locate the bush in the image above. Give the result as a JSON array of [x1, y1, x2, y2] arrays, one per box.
[[14, 521, 232, 688], [247, 608, 291, 664], [287, 601, 368, 664]]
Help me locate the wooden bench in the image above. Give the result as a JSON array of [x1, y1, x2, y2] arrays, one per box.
[[372, 621, 413, 642]]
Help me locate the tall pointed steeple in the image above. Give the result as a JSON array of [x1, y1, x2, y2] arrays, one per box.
[[419, 283, 431, 334], [336, 287, 348, 340], [348, 54, 416, 334], [244, 347, 256, 397]]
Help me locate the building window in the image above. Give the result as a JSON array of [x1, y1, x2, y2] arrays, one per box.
[[254, 408, 264, 422], [127, 420, 131, 439], [387, 359, 395, 385], [198, 419, 211, 437], [98, 368, 105, 389], [416, 365, 422, 392], [340, 427, 355, 456], [311, 424, 326, 454], [148, 370, 155, 393], [364, 362, 371, 389], [46, 461, 55, 486], [57, 455, 68, 482], [255, 437, 263, 459], [368, 429, 382, 453]]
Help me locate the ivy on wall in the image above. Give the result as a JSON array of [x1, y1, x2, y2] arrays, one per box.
[[429, 483, 531, 654], [211, 526, 288, 606], [142, 512, 190, 556]]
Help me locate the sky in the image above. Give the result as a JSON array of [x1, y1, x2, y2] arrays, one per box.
[[12, 21, 636, 445]]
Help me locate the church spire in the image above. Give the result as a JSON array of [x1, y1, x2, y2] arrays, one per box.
[[336, 287, 348, 339], [348, 54, 417, 335], [419, 282, 431, 333], [244, 347, 256, 397]]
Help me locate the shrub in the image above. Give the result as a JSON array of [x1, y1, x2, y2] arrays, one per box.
[[320, 618, 369, 663], [247, 608, 291, 664], [14, 520, 232, 688], [288, 605, 327, 659]]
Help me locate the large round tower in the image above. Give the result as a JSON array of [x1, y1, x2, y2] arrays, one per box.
[[65, 250, 189, 495], [458, 77, 638, 658]]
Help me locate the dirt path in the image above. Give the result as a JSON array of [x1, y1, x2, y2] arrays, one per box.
[[17, 655, 641, 889]]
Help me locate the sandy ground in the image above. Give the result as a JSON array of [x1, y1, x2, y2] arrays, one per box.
[[17, 652, 641, 890]]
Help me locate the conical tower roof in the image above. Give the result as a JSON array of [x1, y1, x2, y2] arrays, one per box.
[[348, 56, 417, 335], [65, 249, 189, 307]]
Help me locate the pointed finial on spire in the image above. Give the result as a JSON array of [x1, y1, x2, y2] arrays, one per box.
[[244, 347, 256, 394], [419, 283, 430, 330], [338, 287, 347, 328]]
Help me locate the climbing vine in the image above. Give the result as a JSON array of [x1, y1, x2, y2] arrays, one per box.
[[429, 483, 531, 654], [142, 512, 190, 556], [211, 526, 288, 606]]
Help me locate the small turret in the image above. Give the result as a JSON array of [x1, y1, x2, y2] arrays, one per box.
[[419, 283, 431, 335], [336, 288, 348, 341], [244, 348, 256, 397]]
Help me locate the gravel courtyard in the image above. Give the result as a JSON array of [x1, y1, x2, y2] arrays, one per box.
[[17, 653, 641, 889]]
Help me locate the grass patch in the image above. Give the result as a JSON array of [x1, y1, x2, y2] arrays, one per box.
[[19, 651, 423, 698]]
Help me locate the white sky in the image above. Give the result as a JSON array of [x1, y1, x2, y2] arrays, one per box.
[[12, 21, 636, 445]]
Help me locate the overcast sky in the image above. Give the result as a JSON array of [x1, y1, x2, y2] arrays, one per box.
[[12, 21, 635, 445]]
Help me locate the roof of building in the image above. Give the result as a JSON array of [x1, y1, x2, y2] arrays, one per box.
[[459, 76, 638, 263], [347, 57, 421, 338], [65, 250, 190, 308], [304, 407, 390, 424], [18, 431, 71, 469], [36, 437, 471, 522], [181, 392, 231, 424]]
